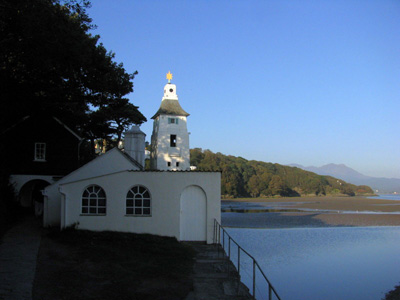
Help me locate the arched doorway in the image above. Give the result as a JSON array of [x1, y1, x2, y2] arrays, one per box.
[[180, 185, 207, 241], [19, 180, 50, 216]]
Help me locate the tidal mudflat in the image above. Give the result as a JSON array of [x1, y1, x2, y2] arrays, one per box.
[[222, 195, 400, 228]]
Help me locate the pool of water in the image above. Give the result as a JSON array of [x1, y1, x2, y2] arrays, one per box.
[[222, 195, 400, 215], [369, 194, 400, 201], [224, 226, 400, 300]]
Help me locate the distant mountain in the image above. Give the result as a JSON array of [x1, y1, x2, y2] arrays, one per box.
[[289, 163, 400, 193]]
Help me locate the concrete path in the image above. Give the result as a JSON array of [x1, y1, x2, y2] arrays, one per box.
[[0, 217, 42, 300], [185, 243, 252, 300]]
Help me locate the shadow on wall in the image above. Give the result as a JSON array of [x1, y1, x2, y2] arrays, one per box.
[[0, 174, 18, 236]]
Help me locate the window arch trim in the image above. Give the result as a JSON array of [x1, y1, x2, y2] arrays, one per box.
[[81, 184, 107, 215], [126, 185, 151, 217]]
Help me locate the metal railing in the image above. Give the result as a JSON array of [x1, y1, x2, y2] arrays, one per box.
[[214, 219, 282, 300]]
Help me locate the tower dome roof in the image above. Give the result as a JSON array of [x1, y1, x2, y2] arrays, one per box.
[[151, 100, 189, 119], [151, 82, 189, 119]]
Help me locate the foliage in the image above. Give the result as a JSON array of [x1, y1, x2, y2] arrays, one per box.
[[0, 171, 18, 237], [383, 283, 400, 300], [190, 148, 375, 198], [0, 0, 146, 152]]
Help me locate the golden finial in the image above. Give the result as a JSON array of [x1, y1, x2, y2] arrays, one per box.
[[166, 71, 173, 83]]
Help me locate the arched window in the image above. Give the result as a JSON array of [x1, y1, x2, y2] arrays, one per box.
[[82, 185, 106, 215], [126, 186, 151, 216]]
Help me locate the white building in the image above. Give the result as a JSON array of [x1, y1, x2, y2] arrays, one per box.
[[42, 147, 143, 227], [43, 73, 221, 243], [150, 77, 190, 171], [56, 171, 220, 243]]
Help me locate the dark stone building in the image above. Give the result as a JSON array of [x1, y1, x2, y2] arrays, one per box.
[[1, 114, 83, 214]]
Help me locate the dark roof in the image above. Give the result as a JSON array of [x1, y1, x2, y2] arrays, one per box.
[[151, 99, 189, 119], [0, 115, 82, 140]]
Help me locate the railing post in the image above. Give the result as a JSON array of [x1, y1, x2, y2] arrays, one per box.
[[238, 247, 241, 275], [213, 219, 216, 244], [227, 236, 231, 278], [217, 223, 220, 256], [228, 236, 231, 258], [237, 246, 241, 295], [253, 259, 256, 299], [213, 219, 215, 244], [219, 224, 222, 256], [223, 230, 225, 252], [216, 220, 218, 244], [269, 285, 272, 300]]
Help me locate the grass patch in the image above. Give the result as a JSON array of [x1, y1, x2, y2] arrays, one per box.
[[0, 207, 31, 242], [33, 229, 196, 300]]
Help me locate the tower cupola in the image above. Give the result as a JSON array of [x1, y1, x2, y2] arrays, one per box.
[[164, 83, 178, 100], [124, 125, 146, 168]]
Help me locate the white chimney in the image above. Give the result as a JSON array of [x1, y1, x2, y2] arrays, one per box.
[[124, 125, 146, 168]]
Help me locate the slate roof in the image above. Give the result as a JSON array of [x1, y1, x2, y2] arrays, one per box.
[[1, 115, 82, 140], [151, 99, 189, 119]]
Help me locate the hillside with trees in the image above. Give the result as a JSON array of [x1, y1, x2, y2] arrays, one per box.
[[190, 149, 374, 198]]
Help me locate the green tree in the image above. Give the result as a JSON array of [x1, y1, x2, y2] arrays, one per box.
[[355, 185, 374, 195], [269, 175, 285, 196], [97, 98, 146, 148], [190, 148, 205, 167], [0, 0, 145, 140], [247, 175, 262, 197]]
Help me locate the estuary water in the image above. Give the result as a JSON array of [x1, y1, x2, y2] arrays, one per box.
[[225, 226, 400, 300], [369, 194, 400, 201], [221, 195, 400, 300]]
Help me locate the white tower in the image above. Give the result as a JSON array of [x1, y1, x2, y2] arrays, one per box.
[[150, 72, 190, 170]]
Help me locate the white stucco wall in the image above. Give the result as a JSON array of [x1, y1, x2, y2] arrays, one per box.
[[60, 171, 221, 244], [10, 174, 56, 193], [43, 148, 140, 227], [151, 115, 190, 171]]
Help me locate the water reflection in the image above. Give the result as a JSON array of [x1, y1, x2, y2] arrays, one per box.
[[368, 194, 400, 201], [223, 208, 303, 213], [223, 211, 331, 228], [222, 200, 400, 215], [222, 201, 316, 214]]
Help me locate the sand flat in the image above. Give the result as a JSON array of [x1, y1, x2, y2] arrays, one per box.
[[223, 196, 400, 212], [222, 196, 400, 227], [314, 213, 400, 226]]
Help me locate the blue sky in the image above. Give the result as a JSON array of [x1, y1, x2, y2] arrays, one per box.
[[88, 0, 400, 179]]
